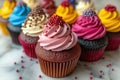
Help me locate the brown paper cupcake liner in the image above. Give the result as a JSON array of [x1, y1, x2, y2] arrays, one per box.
[[38, 56, 79, 78]]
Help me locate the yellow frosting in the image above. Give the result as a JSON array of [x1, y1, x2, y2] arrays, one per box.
[[0, 0, 16, 19], [76, 1, 96, 15], [55, 5, 78, 24], [99, 9, 120, 32], [23, 0, 39, 9]]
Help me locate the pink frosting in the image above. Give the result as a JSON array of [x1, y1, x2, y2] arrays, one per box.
[[38, 15, 77, 51], [72, 15, 106, 40]]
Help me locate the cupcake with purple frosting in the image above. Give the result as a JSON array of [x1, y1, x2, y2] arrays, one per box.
[[72, 9, 108, 62]]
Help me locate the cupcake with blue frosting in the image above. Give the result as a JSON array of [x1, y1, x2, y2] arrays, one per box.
[[8, 1, 31, 45]]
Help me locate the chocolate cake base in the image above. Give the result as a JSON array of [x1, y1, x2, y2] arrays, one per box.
[[35, 43, 81, 78]]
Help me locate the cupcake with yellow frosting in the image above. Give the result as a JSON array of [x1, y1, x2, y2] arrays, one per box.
[[99, 4, 120, 50], [23, 0, 39, 9], [0, 0, 16, 35], [19, 6, 48, 58], [76, 0, 97, 15], [55, 1, 78, 25]]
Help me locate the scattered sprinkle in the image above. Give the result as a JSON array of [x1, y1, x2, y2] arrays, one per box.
[[100, 70, 103, 73], [14, 62, 17, 65], [16, 69, 19, 73], [75, 76, 78, 79], [99, 75, 102, 78], [19, 76, 22, 80], [21, 56, 24, 59], [30, 58, 33, 61], [21, 60, 24, 63], [36, 61, 38, 64], [21, 66, 25, 69], [38, 75, 42, 78], [112, 68, 114, 71]]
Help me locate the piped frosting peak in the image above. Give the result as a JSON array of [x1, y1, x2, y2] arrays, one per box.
[[105, 4, 116, 12], [61, 1, 70, 7], [83, 9, 96, 17], [48, 15, 65, 27]]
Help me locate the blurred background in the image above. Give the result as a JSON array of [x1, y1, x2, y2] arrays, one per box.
[[0, 0, 120, 10]]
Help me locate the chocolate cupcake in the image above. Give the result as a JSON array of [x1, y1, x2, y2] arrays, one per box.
[[19, 6, 48, 58], [35, 15, 81, 78], [40, 0, 56, 17], [8, 1, 31, 45], [72, 9, 108, 62]]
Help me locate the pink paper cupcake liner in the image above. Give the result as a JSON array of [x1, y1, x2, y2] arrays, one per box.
[[80, 46, 106, 62], [18, 36, 37, 58], [106, 35, 120, 50]]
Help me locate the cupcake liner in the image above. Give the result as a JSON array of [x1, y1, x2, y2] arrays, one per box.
[[80, 46, 106, 62], [18, 36, 37, 58], [106, 34, 120, 50], [78, 36, 108, 50], [0, 21, 9, 35], [38, 56, 79, 78], [7, 27, 20, 45]]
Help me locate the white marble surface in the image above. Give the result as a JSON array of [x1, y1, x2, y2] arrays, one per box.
[[1, 0, 120, 80]]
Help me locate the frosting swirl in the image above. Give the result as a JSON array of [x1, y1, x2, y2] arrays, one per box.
[[40, 0, 56, 17], [55, 1, 78, 24], [38, 15, 77, 51], [22, 6, 48, 37], [9, 1, 31, 27], [0, 0, 16, 19], [76, 0, 97, 15], [23, 0, 39, 9], [98, 4, 120, 32], [72, 9, 106, 40]]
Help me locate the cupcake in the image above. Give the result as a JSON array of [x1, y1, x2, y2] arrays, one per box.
[[19, 6, 48, 58], [55, 1, 78, 25], [23, 0, 39, 9], [76, 0, 97, 15], [72, 9, 108, 62], [40, 0, 56, 17], [8, 1, 31, 45], [0, 0, 16, 35], [35, 15, 81, 78], [98, 5, 120, 50]]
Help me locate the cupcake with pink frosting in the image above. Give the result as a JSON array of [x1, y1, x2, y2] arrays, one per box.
[[72, 9, 108, 62], [35, 15, 81, 78]]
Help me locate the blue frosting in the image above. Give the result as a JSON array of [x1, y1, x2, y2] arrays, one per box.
[[9, 5, 31, 27]]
